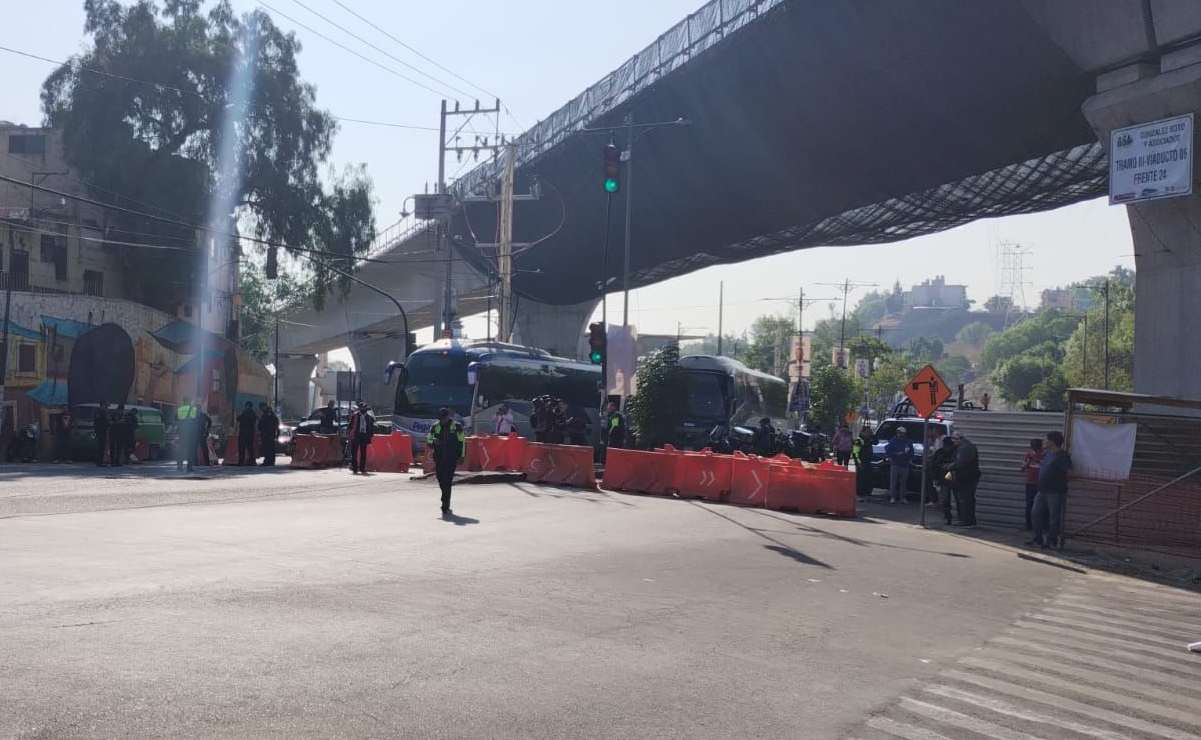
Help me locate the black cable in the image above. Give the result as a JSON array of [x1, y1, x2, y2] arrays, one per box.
[[257, 1, 454, 99], [285, 0, 473, 100]]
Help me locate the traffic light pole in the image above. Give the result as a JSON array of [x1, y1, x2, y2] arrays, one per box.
[[599, 191, 613, 411], [622, 114, 634, 328]]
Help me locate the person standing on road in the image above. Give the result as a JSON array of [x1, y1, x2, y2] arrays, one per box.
[[175, 398, 197, 472], [53, 411, 72, 463], [110, 403, 127, 467], [753, 417, 777, 457], [95, 401, 110, 467], [427, 407, 464, 516], [196, 408, 212, 466], [1020, 437, 1044, 530], [237, 402, 258, 465], [1031, 430, 1071, 549], [318, 400, 338, 434], [258, 403, 279, 466], [852, 426, 875, 498], [946, 432, 981, 526], [832, 423, 853, 467], [348, 401, 375, 474], [884, 427, 913, 504], [493, 403, 514, 435], [602, 400, 626, 450], [932, 435, 958, 525]]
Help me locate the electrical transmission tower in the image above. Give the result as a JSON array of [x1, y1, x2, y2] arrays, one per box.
[[996, 242, 1033, 327]]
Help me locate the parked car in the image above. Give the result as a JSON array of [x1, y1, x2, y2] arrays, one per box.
[[70, 404, 166, 461], [277, 423, 296, 457], [869, 416, 954, 493]]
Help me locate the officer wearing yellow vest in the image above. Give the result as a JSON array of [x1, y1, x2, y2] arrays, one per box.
[[175, 396, 198, 472], [426, 407, 465, 517]]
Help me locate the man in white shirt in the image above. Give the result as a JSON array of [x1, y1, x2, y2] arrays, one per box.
[[493, 404, 515, 435]]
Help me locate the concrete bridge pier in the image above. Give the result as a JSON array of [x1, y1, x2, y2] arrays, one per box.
[[348, 335, 406, 416], [277, 354, 318, 421], [1085, 54, 1201, 399], [512, 297, 599, 360]]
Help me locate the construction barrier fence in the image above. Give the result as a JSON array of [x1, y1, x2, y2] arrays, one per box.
[[365, 432, 415, 473], [289, 433, 343, 469]]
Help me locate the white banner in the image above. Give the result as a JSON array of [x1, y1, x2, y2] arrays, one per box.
[[1109, 113, 1193, 204], [1071, 418, 1136, 481]]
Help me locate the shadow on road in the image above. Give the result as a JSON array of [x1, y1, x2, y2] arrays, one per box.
[[746, 508, 971, 559], [0, 461, 298, 482], [686, 500, 832, 569], [441, 512, 479, 526]]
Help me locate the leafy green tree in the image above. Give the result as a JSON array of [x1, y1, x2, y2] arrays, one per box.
[[908, 336, 944, 363], [852, 290, 889, 327], [864, 355, 913, 421], [238, 265, 307, 362], [737, 315, 796, 378], [41, 0, 374, 310], [955, 321, 995, 346], [984, 295, 1014, 314], [847, 335, 890, 364], [993, 354, 1057, 404], [1062, 276, 1135, 391], [979, 310, 1080, 372], [935, 354, 972, 387], [809, 364, 861, 432], [627, 345, 687, 448]]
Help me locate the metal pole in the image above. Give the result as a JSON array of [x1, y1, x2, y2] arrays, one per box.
[[919, 416, 930, 528], [497, 142, 516, 342], [717, 281, 724, 355], [1082, 314, 1088, 386], [621, 114, 634, 328], [600, 191, 613, 411], [273, 314, 280, 411], [437, 99, 452, 336], [0, 235, 12, 408], [1103, 279, 1110, 390], [838, 278, 849, 358]]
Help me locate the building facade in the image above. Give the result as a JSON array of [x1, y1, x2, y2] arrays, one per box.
[[904, 275, 969, 309]]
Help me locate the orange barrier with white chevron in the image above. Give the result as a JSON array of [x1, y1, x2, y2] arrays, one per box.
[[522, 442, 597, 489], [289, 433, 342, 468], [673, 448, 732, 501], [365, 432, 414, 473]]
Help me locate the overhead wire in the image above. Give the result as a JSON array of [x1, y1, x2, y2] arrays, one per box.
[[256, 1, 454, 99]]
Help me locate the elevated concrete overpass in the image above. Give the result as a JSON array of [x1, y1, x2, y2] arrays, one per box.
[[281, 0, 1201, 417]]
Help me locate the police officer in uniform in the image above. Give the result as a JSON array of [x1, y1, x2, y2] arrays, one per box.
[[602, 400, 626, 450], [426, 407, 464, 516]]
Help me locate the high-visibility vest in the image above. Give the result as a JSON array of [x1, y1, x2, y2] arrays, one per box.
[[177, 405, 197, 421]]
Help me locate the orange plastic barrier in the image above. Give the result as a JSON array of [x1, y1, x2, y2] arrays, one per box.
[[765, 458, 857, 517], [365, 432, 414, 473], [422, 447, 436, 474], [289, 433, 342, 468], [221, 435, 258, 466], [464, 436, 485, 472], [674, 448, 732, 502], [523, 442, 597, 489], [602, 447, 677, 495], [728, 452, 769, 507], [478, 433, 527, 471]]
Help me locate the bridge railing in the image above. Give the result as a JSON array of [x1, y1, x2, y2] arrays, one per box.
[[453, 0, 783, 198]]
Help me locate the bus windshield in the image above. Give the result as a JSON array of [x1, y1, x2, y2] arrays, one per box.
[[396, 351, 472, 417], [684, 372, 727, 421]]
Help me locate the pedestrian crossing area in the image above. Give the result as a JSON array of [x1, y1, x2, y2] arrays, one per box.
[[851, 573, 1201, 740]]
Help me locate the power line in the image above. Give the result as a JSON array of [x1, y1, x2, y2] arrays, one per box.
[[326, 0, 501, 105], [284, 0, 474, 100], [0, 44, 441, 134], [257, 1, 454, 99]]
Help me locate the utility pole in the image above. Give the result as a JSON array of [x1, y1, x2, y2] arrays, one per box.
[[496, 141, 516, 342], [622, 115, 634, 328], [818, 279, 878, 368], [273, 314, 280, 411], [435, 98, 503, 336], [1103, 278, 1110, 390], [717, 281, 724, 356]]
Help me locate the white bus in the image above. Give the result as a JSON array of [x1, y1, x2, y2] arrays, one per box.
[[386, 339, 601, 449]]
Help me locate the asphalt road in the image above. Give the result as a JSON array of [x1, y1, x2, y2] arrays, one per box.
[[1, 462, 1196, 738]]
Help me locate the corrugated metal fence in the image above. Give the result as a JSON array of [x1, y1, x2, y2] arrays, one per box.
[[951, 411, 1065, 530]]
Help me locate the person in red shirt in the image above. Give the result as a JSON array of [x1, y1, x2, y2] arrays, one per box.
[[1020, 437, 1044, 530]]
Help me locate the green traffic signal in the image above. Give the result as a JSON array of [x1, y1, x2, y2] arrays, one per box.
[[604, 177, 619, 194], [590, 350, 603, 364]]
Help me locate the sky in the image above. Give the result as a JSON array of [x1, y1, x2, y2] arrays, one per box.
[[2, 0, 1136, 356]]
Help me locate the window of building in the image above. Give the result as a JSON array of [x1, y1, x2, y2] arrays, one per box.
[[17, 344, 36, 374], [83, 269, 104, 297], [8, 134, 47, 155], [39, 234, 68, 281], [6, 250, 29, 291]]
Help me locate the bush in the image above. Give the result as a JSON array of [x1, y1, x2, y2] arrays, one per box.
[[626, 345, 688, 448]]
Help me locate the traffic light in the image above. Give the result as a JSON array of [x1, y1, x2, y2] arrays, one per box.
[[602, 142, 621, 194], [588, 322, 606, 365]]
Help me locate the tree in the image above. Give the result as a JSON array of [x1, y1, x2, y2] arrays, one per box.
[[737, 315, 796, 378], [626, 345, 688, 448], [993, 354, 1057, 404], [979, 310, 1079, 372], [809, 364, 860, 432], [984, 295, 1014, 314], [885, 280, 905, 314], [864, 355, 913, 420], [935, 354, 972, 387], [1062, 275, 1135, 391], [955, 321, 995, 347], [41, 0, 375, 310], [852, 290, 889, 327], [908, 336, 944, 364], [238, 264, 307, 362]]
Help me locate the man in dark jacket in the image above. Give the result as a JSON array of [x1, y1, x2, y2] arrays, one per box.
[[946, 432, 981, 526], [1032, 430, 1072, 549], [258, 403, 279, 466], [94, 401, 110, 466], [426, 407, 464, 516], [931, 436, 958, 525], [197, 409, 212, 465], [237, 402, 258, 465], [317, 400, 338, 434], [123, 405, 139, 462], [348, 401, 375, 474], [753, 418, 777, 457], [110, 403, 128, 467]]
